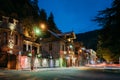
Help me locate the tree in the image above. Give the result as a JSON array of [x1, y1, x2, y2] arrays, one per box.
[[38, 9, 49, 38], [39, 9, 47, 22], [0, 0, 41, 38], [47, 12, 61, 33], [94, 0, 120, 62], [30, 0, 40, 19]]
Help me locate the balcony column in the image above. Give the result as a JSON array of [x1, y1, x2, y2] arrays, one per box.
[[30, 44, 32, 52], [37, 46, 39, 54], [26, 42, 28, 51]]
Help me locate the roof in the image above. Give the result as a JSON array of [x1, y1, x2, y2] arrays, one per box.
[[57, 31, 76, 39]]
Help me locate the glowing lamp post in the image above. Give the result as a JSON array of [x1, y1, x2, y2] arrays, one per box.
[[29, 26, 41, 70]]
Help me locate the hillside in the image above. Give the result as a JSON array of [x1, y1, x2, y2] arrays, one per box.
[[76, 30, 99, 50]]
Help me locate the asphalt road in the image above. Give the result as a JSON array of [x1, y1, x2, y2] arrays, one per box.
[[0, 67, 120, 80]]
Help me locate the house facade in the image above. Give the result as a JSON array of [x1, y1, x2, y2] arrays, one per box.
[[0, 16, 76, 69], [0, 16, 23, 69]]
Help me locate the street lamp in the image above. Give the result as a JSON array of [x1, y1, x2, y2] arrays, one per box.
[[39, 23, 61, 39], [28, 25, 42, 70]]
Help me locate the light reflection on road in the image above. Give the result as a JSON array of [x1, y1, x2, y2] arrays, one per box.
[[86, 63, 120, 68]]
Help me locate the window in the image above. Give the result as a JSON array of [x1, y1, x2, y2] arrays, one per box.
[[3, 32, 7, 44], [15, 34, 18, 45], [62, 44, 65, 51], [49, 43, 52, 51], [39, 46, 42, 52], [23, 44, 26, 52], [28, 45, 31, 51]]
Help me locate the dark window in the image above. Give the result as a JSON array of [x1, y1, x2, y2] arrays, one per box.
[[49, 43, 52, 51], [40, 46, 42, 52], [3, 32, 7, 44], [34, 47, 37, 54], [15, 34, 18, 45], [9, 18, 14, 23], [28, 45, 30, 51], [23, 44, 26, 52], [62, 45, 64, 51]]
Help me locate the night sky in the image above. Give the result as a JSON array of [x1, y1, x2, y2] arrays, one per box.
[[38, 0, 112, 34]]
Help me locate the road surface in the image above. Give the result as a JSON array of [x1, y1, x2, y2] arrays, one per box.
[[0, 67, 120, 80]]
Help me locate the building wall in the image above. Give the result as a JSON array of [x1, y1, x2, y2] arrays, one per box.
[[41, 40, 62, 59], [0, 17, 23, 69], [0, 28, 23, 69], [0, 16, 77, 69]]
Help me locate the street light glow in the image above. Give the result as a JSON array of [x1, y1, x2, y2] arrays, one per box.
[[37, 54, 41, 58], [40, 23, 46, 30], [33, 27, 41, 36], [28, 53, 32, 57], [36, 29, 41, 35], [69, 45, 73, 48]]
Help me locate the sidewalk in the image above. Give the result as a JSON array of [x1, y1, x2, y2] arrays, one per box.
[[1, 65, 120, 72], [16, 67, 77, 72]]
